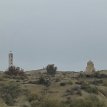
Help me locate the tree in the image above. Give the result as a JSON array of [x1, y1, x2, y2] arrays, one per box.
[[46, 64, 57, 76]]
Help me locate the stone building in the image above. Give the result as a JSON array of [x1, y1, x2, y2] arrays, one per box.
[[85, 60, 95, 74]]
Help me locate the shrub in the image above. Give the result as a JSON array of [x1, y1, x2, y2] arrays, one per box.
[[67, 81, 73, 85], [0, 82, 21, 106], [75, 80, 85, 85], [38, 100, 66, 107], [98, 88, 107, 97], [94, 72, 107, 78], [0, 76, 4, 81], [102, 79, 107, 86], [69, 95, 106, 107], [28, 95, 106, 107], [28, 94, 40, 103], [5, 66, 25, 76], [91, 79, 103, 85], [55, 78, 60, 82], [38, 76, 51, 87], [79, 72, 86, 78], [60, 82, 66, 86], [28, 96, 67, 107], [29, 80, 38, 84], [31, 100, 40, 107], [65, 85, 82, 96], [46, 64, 57, 76], [60, 80, 73, 86], [81, 84, 98, 94]]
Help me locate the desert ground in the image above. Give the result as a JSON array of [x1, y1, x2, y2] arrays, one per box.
[[0, 69, 107, 107]]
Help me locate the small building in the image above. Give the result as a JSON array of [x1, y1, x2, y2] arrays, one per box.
[[85, 60, 95, 74]]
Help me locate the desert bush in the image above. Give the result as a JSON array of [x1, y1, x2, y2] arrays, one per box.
[[31, 100, 41, 107], [65, 85, 82, 96], [0, 82, 21, 106], [79, 72, 86, 78], [67, 81, 73, 85], [28, 95, 106, 107], [30, 96, 106, 107], [69, 95, 106, 107], [3, 74, 27, 80], [98, 88, 107, 97], [55, 78, 60, 82], [101, 79, 107, 86], [38, 76, 46, 84], [5, 66, 25, 76], [81, 84, 98, 94], [91, 79, 103, 85], [21, 105, 29, 107], [60, 82, 66, 86], [38, 76, 51, 87], [37, 100, 66, 107], [75, 80, 85, 85], [27, 94, 41, 107], [29, 80, 38, 84], [21, 102, 31, 107], [46, 64, 57, 76], [28, 96, 66, 107], [60, 80, 73, 86], [28, 94, 40, 103], [94, 72, 107, 78], [0, 76, 4, 81]]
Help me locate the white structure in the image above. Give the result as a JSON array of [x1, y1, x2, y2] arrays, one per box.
[[9, 51, 13, 67]]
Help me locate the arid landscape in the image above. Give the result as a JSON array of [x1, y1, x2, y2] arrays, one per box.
[[1, 0, 107, 107], [0, 64, 107, 107]]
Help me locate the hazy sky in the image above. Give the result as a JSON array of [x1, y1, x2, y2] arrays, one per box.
[[0, 0, 107, 71]]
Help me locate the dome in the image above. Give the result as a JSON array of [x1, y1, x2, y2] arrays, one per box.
[[87, 60, 94, 65]]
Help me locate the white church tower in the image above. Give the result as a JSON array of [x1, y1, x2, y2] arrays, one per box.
[[9, 51, 13, 67]]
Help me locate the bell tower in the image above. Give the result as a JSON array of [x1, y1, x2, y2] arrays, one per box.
[[9, 51, 13, 67]]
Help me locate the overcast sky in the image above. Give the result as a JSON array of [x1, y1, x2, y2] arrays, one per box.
[[0, 0, 107, 71]]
